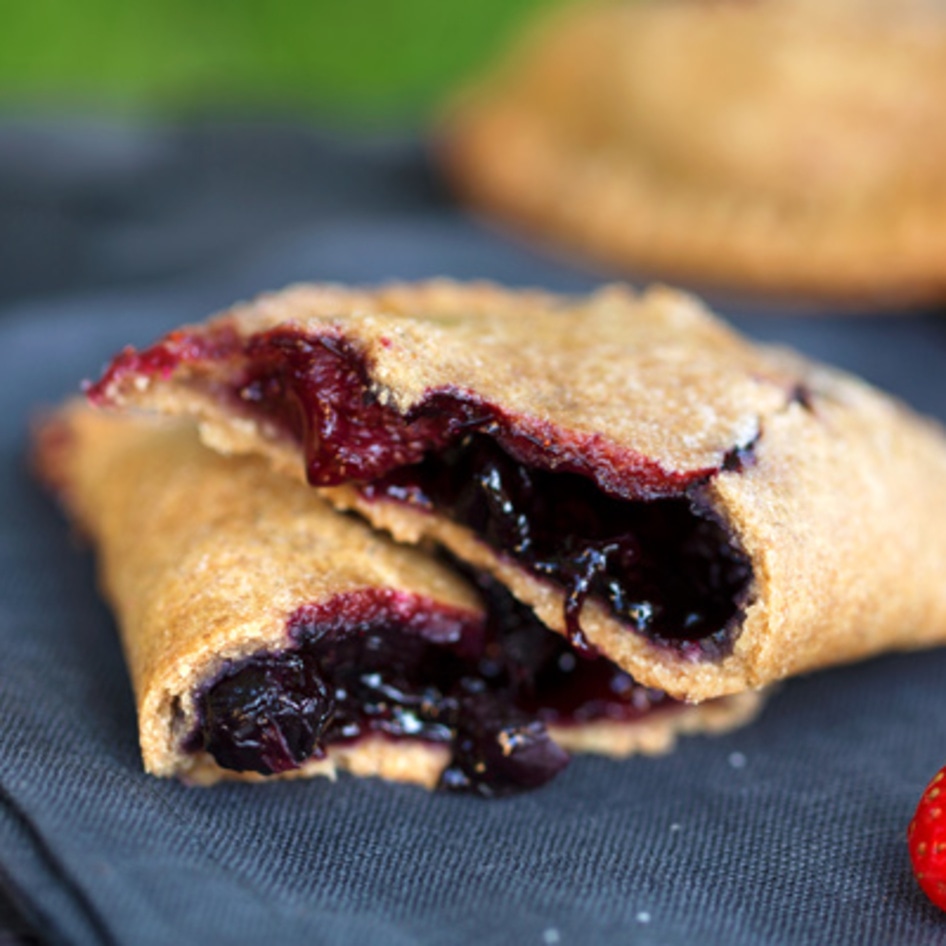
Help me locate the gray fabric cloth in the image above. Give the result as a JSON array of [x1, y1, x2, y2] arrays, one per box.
[[2, 121, 946, 946]]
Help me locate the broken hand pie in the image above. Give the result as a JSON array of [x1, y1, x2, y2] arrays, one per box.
[[439, 0, 946, 303], [36, 404, 761, 795], [87, 281, 946, 705]]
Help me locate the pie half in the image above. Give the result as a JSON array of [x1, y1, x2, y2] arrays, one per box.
[[86, 280, 946, 702]]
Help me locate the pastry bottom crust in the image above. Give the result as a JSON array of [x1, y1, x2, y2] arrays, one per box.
[[176, 690, 766, 789]]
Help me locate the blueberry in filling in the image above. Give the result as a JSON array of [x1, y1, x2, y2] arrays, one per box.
[[188, 586, 679, 796], [200, 653, 332, 775]]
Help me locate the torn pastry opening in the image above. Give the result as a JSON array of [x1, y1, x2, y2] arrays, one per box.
[[92, 326, 755, 662], [184, 579, 692, 797]]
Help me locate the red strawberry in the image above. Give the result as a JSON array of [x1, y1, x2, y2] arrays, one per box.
[[909, 766, 946, 911]]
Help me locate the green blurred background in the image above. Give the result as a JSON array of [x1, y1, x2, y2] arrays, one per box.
[[0, 0, 555, 125]]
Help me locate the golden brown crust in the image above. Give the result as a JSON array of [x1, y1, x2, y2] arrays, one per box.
[[708, 358, 946, 692], [439, 0, 946, 305], [87, 280, 946, 703]]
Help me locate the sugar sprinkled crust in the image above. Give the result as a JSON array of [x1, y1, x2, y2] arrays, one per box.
[[87, 280, 946, 702], [438, 0, 946, 304], [36, 402, 764, 787]]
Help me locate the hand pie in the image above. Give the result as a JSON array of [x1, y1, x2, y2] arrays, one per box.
[[438, 0, 946, 304], [35, 403, 762, 794], [87, 281, 946, 702]]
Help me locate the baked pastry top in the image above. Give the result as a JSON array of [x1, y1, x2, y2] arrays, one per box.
[[87, 280, 946, 702], [36, 403, 762, 793], [439, 0, 946, 303]]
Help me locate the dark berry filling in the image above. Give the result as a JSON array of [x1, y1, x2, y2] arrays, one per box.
[[92, 326, 754, 658], [188, 587, 678, 796], [232, 330, 752, 658], [366, 436, 750, 658]]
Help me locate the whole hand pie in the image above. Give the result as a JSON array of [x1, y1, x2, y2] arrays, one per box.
[[36, 404, 762, 795], [438, 0, 946, 303], [87, 280, 946, 703]]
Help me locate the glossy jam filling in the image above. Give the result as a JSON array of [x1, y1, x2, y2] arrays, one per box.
[[234, 330, 752, 657], [92, 326, 754, 657], [188, 587, 676, 796], [367, 436, 750, 657]]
